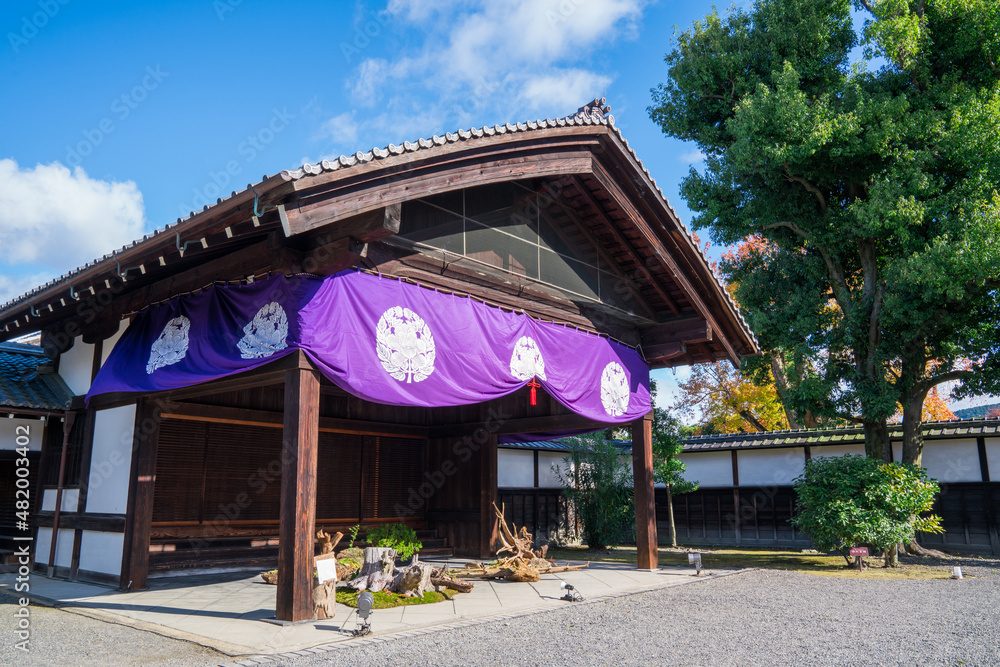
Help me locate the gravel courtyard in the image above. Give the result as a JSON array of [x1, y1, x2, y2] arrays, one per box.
[[3, 566, 998, 666]]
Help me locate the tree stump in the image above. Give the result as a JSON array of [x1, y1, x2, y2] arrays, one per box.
[[347, 547, 397, 592], [393, 562, 434, 597], [312, 580, 337, 619]]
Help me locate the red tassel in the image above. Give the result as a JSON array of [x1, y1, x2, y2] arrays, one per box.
[[527, 378, 540, 406]]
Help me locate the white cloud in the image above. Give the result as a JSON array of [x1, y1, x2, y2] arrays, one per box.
[[319, 112, 360, 146], [679, 148, 706, 164], [522, 70, 613, 111], [321, 0, 646, 154], [0, 158, 145, 280], [0, 271, 54, 306], [349, 58, 389, 107]]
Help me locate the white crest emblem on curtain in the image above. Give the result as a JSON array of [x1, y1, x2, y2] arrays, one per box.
[[237, 302, 289, 359], [509, 336, 547, 381], [146, 315, 191, 374], [376, 306, 436, 383], [600, 361, 630, 417]]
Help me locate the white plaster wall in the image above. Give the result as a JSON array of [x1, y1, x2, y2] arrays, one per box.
[[34, 527, 75, 568], [59, 336, 94, 397], [85, 404, 137, 514], [538, 451, 570, 488], [79, 531, 124, 576], [677, 451, 733, 488], [100, 320, 127, 366], [810, 444, 866, 459], [0, 418, 44, 451], [986, 437, 1000, 483], [498, 449, 534, 488], [738, 447, 806, 486], [42, 489, 79, 512], [918, 439, 982, 482]]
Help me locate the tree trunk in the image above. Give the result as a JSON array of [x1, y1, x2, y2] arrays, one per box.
[[899, 335, 929, 466], [863, 420, 891, 462], [769, 351, 802, 430], [348, 547, 396, 592], [901, 391, 927, 466], [739, 409, 767, 432], [667, 484, 677, 548], [883, 544, 899, 568]]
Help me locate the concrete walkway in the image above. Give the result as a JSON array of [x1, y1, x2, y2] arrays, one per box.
[[2, 560, 744, 661]]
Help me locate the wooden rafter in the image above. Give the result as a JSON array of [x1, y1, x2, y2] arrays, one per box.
[[565, 176, 683, 317]]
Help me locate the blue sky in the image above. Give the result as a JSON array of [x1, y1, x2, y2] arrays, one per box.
[[0, 0, 989, 413], [1, 0, 736, 407]]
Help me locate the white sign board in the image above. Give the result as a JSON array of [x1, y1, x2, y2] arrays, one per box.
[[316, 558, 338, 584]]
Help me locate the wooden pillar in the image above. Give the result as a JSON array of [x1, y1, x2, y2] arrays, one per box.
[[119, 399, 160, 591], [979, 437, 1000, 555], [276, 361, 320, 622], [479, 432, 498, 559], [631, 412, 657, 570], [732, 450, 742, 546]]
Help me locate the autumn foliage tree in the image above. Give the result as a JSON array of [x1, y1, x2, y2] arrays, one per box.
[[674, 361, 789, 434]]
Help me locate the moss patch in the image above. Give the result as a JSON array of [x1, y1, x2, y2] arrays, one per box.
[[546, 545, 956, 580], [335, 587, 459, 609]]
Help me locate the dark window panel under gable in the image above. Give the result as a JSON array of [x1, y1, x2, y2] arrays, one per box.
[[397, 179, 654, 317]]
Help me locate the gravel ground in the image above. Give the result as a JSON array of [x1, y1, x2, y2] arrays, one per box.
[[2, 565, 998, 666], [0, 591, 225, 666], [268, 565, 1000, 667]]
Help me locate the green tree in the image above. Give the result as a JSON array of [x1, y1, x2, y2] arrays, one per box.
[[555, 433, 634, 550], [791, 454, 943, 567], [649, 0, 1000, 465], [651, 405, 698, 547]]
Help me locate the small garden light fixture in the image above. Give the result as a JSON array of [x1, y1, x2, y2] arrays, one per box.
[[342, 591, 375, 637], [560, 581, 583, 602], [688, 553, 703, 576]]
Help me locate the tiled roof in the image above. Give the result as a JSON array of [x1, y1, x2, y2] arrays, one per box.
[[0, 342, 72, 411], [682, 418, 1000, 452], [499, 441, 572, 451], [499, 438, 632, 452], [0, 99, 755, 352], [504, 418, 1000, 454]]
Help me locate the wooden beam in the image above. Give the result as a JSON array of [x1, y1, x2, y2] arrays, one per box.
[[156, 351, 315, 403], [276, 355, 321, 622], [978, 436, 991, 483], [641, 342, 686, 363], [641, 318, 711, 347], [119, 399, 160, 591], [631, 412, 657, 570], [480, 432, 498, 559], [289, 132, 603, 195], [429, 412, 614, 439], [292, 153, 593, 230], [284, 202, 401, 241], [162, 402, 428, 439], [33, 512, 126, 532]]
